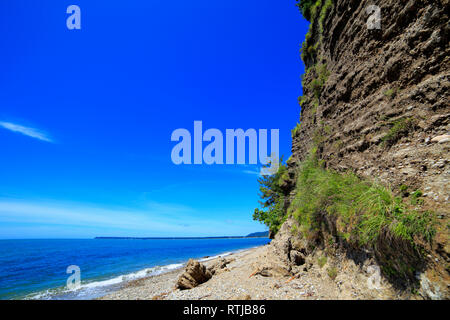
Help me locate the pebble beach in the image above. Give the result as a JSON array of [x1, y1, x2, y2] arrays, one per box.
[[98, 243, 401, 300]]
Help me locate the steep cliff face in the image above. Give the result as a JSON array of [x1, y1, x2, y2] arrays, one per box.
[[277, 0, 449, 299]]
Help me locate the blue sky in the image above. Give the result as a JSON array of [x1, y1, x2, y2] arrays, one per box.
[[0, 1, 309, 238]]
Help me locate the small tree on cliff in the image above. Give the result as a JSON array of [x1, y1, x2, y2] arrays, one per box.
[[253, 158, 289, 237]]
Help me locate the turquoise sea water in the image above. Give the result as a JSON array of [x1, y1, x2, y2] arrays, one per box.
[[0, 238, 270, 300]]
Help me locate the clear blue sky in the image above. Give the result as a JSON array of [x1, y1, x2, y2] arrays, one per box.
[[0, 1, 309, 238]]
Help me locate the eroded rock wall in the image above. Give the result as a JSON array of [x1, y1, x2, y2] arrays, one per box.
[[281, 0, 449, 299]]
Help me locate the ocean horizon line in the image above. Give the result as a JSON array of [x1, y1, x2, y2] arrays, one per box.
[[0, 233, 270, 241], [94, 236, 269, 240]]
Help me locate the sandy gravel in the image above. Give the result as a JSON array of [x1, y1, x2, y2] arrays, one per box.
[[98, 243, 404, 300]]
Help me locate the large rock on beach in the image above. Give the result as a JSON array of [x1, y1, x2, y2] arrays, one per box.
[[208, 257, 234, 275], [176, 259, 212, 290]]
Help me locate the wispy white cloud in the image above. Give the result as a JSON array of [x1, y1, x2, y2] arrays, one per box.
[[242, 169, 261, 176], [0, 121, 53, 143]]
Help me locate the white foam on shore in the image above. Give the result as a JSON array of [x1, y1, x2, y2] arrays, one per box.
[[198, 245, 264, 262], [26, 263, 184, 300], [198, 251, 233, 262], [79, 263, 184, 290]]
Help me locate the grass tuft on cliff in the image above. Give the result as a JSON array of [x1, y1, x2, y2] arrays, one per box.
[[291, 122, 302, 138], [381, 118, 416, 147], [290, 150, 436, 247], [309, 63, 330, 99]]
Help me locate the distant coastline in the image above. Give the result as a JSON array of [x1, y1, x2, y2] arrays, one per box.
[[94, 236, 268, 240], [95, 231, 269, 240]]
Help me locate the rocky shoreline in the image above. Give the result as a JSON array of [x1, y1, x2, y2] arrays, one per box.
[[98, 235, 413, 300], [98, 246, 272, 300]]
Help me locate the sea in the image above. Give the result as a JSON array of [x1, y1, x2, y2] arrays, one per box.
[[0, 237, 270, 300]]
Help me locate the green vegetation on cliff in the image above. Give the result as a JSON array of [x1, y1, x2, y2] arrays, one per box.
[[253, 160, 289, 235], [291, 122, 301, 138], [297, 0, 332, 22], [296, 0, 316, 21], [254, 150, 436, 280], [299, 0, 333, 63], [381, 117, 416, 147], [288, 149, 436, 281], [289, 149, 436, 247], [309, 63, 330, 100]]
